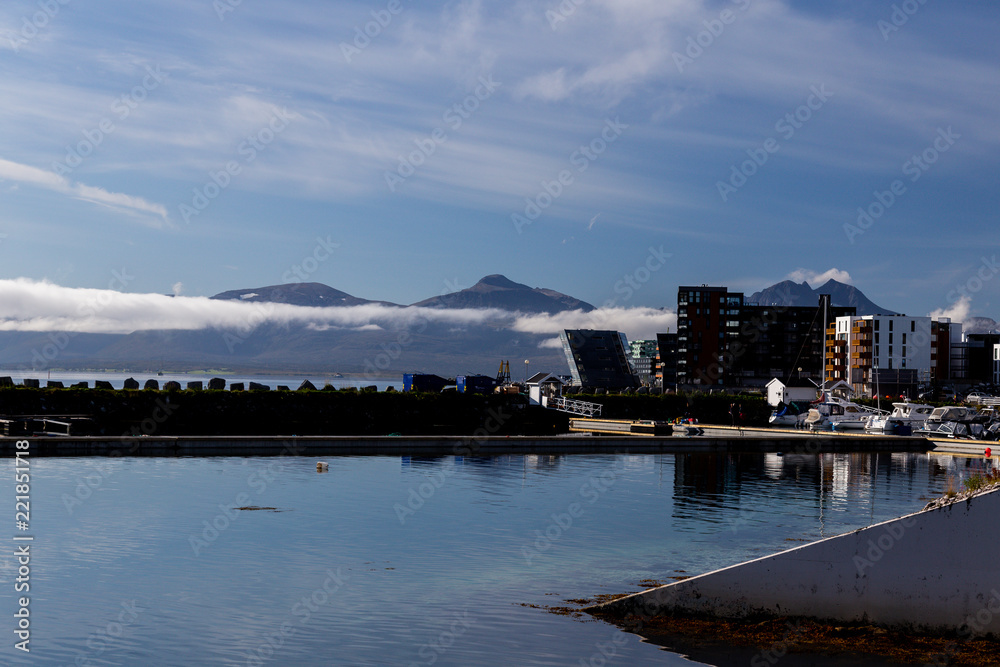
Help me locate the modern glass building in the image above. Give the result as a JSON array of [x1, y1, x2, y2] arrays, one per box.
[[560, 329, 638, 389]]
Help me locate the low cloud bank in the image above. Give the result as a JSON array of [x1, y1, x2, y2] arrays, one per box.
[[0, 279, 677, 341]]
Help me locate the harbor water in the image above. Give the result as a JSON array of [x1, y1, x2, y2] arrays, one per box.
[[0, 450, 983, 666]]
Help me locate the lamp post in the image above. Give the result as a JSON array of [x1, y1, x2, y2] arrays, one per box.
[[524, 359, 529, 384]]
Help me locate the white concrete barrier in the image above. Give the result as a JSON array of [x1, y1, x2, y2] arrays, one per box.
[[591, 487, 1000, 636]]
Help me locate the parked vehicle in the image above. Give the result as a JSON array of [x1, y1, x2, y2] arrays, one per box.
[[965, 391, 993, 405]]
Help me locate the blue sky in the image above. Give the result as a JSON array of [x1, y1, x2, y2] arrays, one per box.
[[1, 0, 998, 335]]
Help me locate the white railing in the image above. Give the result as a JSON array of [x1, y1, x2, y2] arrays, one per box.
[[548, 396, 603, 417]]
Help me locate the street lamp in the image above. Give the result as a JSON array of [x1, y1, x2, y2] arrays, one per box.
[[524, 359, 530, 384]]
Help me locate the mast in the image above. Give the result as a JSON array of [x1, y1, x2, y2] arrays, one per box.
[[820, 295, 827, 398]]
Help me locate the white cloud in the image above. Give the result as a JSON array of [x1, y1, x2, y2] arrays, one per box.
[[784, 268, 853, 287], [928, 295, 971, 324], [512, 306, 676, 341], [0, 157, 168, 224], [0, 279, 673, 342]]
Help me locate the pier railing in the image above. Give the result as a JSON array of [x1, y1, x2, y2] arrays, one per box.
[[548, 396, 603, 417]]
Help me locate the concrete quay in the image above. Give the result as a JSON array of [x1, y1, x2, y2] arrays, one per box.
[[587, 486, 1000, 637], [1, 431, 936, 457]]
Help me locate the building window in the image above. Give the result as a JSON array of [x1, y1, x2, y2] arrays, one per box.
[[889, 320, 894, 332], [911, 321, 915, 332], [902, 333, 906, 345], [874, 320, 879, 331], [889, 333, 893, 344]]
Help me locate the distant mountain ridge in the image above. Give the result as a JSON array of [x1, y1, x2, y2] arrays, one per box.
[[410, 274, 595, 313], [748, 279, 896, 316], [965, 317, 999, 335], [210, 283, 399, 308]]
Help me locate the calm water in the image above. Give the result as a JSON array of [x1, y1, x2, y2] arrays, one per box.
[[0, 451, 983, 666]]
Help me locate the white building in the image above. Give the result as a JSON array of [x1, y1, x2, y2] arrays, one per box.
[[994, 344, 1000, 386], [628, 339, 658, 385], [830, 315, 934, 395], [765, 378, 819, 408]]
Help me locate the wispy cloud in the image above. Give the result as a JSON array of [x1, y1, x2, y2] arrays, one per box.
[[0, 157, 168, 224]]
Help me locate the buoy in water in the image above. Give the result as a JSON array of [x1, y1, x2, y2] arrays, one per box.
[[317, 462, 329, 472]]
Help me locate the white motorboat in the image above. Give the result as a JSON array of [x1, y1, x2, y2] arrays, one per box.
[[864, 401, 935, 434], [914, 405, 985, 438], [804, 395, 887, 431]]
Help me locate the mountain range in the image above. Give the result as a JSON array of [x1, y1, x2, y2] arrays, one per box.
[[209, 275, 595, 313], [748, 279, 896, 316]]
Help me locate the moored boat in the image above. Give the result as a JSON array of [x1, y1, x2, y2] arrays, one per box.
[[804, 395, 887, 431], [864, 401, 935, 434]]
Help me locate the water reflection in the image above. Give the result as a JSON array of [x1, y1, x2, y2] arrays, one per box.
[[0, 451, 985, 666]]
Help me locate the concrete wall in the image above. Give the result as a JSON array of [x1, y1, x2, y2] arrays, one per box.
[[592, 487, 1000, 636]]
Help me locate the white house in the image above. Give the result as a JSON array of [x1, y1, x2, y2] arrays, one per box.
[[526, 372, 564, 407], [765, 378, 819, 407]]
